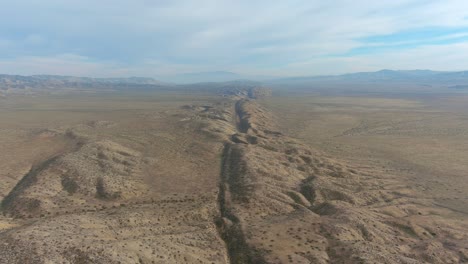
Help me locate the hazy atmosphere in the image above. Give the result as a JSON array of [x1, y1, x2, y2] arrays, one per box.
[[1, 1, 468, 80], [1, 1, 468, 264]]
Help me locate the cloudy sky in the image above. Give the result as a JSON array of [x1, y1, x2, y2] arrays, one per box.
[[1, 0, 468, 78]]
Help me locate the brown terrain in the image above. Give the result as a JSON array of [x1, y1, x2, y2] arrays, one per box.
[[0, 85, 467, 263]]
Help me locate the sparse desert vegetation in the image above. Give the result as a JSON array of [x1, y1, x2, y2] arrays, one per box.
[[0, 91, 229, 263], [3, 0, 468, 262], [0, 84, 467, 263]]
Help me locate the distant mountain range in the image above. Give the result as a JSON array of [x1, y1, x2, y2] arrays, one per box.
[[0, 74, 163, 88], [2, 70, 468, 96], [160, 71, 277, 83], [169, 69, 468, 85], [271, 69, 468, 83], [166, 71, 242, 84], [266, 70, 468, 93]]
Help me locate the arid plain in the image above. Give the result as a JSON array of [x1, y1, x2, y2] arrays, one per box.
[[0, 85, 467, 263]]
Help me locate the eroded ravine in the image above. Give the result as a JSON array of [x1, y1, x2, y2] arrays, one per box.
[[216, 93, 268, 264], [0, 113, 229, 263], [1, 86, 467, 263], [217, 143, 266, 264], [213, 88, 468, 264]]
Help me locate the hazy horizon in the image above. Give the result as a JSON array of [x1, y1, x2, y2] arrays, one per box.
[[2, 3, 468, 262], [1, 68, 466, 83]]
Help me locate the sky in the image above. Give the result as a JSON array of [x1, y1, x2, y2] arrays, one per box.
[[1, 0, 468, 79]]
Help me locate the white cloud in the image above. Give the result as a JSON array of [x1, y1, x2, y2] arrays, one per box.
[[0, 0, 468, 77], [276, 42, 468, 76], [0, 54, 218, 77], [0, 54, 116, 77]]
